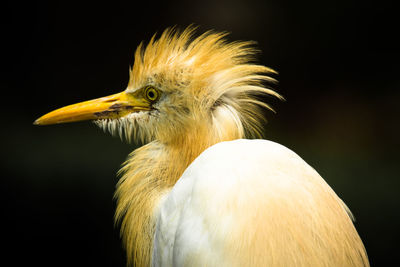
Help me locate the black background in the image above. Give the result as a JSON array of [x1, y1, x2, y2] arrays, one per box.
[[2, 1, 398, 266]]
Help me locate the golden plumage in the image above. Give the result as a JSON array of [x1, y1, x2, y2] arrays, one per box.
[[35, 26, 369, 267], [113, 27, 282, 266]]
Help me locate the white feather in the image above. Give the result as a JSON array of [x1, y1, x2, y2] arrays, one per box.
[[153, 139, 367, 267]]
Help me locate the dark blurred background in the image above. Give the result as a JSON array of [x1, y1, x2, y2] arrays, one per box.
[[2, 0, 398, 266]]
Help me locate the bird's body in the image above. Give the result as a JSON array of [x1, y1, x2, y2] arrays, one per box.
[[154, 139, 367, 267], [35, 27, 369, 266]]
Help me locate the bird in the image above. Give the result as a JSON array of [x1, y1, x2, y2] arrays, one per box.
[[35, 26, 369, 266]]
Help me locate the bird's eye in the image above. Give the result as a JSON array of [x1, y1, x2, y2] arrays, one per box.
[[144, 86, 160, 102]]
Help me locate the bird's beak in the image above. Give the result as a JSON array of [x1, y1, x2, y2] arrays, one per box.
[[34, 91, 150, 125]]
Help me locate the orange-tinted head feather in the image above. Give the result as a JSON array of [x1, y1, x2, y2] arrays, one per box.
[[96, 26, 281, 145]]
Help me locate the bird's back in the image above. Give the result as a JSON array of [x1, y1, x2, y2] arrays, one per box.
[[152, 139, 368, 267]]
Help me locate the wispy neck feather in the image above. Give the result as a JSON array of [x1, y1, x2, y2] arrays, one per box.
[[114, 119, 243, 266]]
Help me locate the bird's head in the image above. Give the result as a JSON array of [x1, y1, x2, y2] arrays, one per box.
[[35, 27, 282, 145]]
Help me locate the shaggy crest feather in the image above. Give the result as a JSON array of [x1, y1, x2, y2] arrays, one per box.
[[96, 26, 281, 143], [105, 26, 282, 266]]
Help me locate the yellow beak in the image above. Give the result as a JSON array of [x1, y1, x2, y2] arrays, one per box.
[[34, 91, 150, 125]]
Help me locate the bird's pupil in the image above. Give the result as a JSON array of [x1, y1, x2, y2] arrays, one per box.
[[148, 91, 155, 99]]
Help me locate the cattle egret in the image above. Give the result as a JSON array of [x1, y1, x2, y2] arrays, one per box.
[[35, 27, 369, 266]]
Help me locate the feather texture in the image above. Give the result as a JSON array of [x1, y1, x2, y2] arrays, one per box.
[[96, 26, 281, 143], [100, 26, 370, 266], [153, 140, 369, 266], [35, 25, 369, 266], [110, 26, 282, 266]]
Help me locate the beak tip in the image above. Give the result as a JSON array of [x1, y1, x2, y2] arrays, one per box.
[[33, 118, 43, 125]]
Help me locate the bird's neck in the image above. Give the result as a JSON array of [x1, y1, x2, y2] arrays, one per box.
[[114, 125, 241, 266]]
